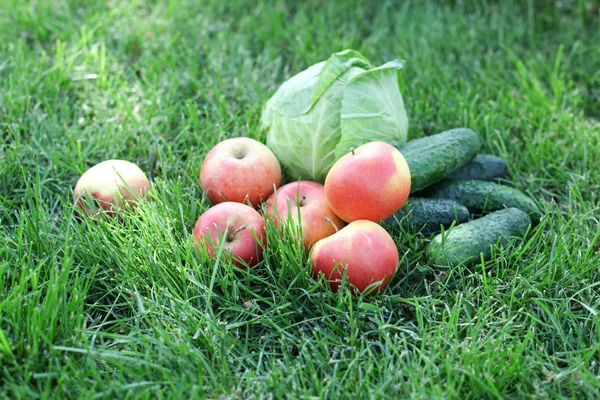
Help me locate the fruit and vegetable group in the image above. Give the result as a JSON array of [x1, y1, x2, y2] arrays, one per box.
[[74, 159, 150, 217], [265, 181, 345, 251], [188, 120, 538, 292], [73, 51, 542, 296], [74, 120, 538, 296], [324, 141, 411, 223], [199, 137, 282, 207], [311, 220, 399, 293], [193, 202, 267, 269]]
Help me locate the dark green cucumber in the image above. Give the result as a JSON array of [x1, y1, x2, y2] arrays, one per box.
[[424, 179, 541, 222], [399, 128, 481, 193], [427, 207, 531, 267], [383, 197, 469, 235], [447, 154, 508, 181]]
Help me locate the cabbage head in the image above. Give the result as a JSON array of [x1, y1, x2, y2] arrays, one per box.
[[261, 49, 409, 183]]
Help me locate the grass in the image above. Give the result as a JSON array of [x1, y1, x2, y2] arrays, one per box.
[[1, 0, 599, 398]]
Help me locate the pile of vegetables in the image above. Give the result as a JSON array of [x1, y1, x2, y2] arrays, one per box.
[[261, 49, 540, 270], [74, 49, 542, 295], [387, 127, 539, 267]]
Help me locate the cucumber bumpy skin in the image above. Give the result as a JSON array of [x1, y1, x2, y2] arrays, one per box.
[[399, 128, 481, 193], [447, 154, 508, 181], [383, 197, 469, 235], [423, 179, 542, 222], [426, 207, 531, 267]]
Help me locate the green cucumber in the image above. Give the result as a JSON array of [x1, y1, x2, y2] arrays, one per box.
[[399, 128, 481, 193], [383, 197, 469, 235], [424, 179, 541, 222], [447, 154, 508, 181], [427, 207, 531, 267]]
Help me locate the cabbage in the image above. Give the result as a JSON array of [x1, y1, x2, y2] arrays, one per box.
[[261, 49, 409, 183]]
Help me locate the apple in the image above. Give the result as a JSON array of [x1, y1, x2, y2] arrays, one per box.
[[264, 181, 345, 251], [324, 141, 411, 223], [199, 137, 282, 207], [193, 202, 267, 269], [73, 159, 150, 217], [310, 220, 399, 294]]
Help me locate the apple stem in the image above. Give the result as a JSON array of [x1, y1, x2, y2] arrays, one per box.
[[350, 147, 355, 155], [324, 217, 339, 233], [237, 148, 245, 159], [300, 195, 307, 207], [228, 225, 247, 241]]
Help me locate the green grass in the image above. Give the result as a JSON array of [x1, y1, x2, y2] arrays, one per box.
[[1, 0, 599, 398]]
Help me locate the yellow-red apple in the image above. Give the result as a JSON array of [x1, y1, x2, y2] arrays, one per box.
[[73, 159, 150, 217], [193, 202, 267, 269], [264, 181, 345, 251], [324, 141, 411, 222], [200, 137, 281, 207], [311, 220, 399, 294]]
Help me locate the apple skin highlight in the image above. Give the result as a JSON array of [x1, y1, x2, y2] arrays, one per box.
[[324, 141, 411, 223]]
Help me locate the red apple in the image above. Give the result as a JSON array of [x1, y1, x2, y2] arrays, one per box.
[[264, 181, 345, 251], [193, 202, 267, 269], [311, 220, 399, 294], [324, 141, 411, 222], [200, 137, 282, 207], [74, 159, 150, 217]]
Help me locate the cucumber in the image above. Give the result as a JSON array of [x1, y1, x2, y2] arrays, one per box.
[[399, 128, 481, 193], [427, 207, 531, 267], [423, 179, 541, 222], [447, 154, 508, 181], [383, 197, 469, 235]]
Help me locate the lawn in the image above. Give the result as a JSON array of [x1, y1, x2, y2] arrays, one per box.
[[1, 0, 599, 398]]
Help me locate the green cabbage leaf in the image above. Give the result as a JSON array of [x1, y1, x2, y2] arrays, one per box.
[[262, 49, 409, 182]]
